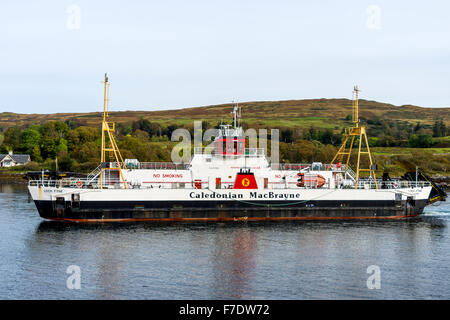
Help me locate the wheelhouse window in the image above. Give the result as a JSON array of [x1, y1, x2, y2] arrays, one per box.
[[238, 141, 244, 153]]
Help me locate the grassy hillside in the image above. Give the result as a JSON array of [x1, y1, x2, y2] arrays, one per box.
[[1, 98, 449, 129], [1, 98, 449, 176]]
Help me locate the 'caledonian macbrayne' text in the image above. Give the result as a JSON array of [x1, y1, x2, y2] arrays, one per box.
[[189, 192, 301, 199]]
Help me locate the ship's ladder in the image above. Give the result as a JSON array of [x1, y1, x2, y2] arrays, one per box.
[[86, 164, 102, 185], [345, 166, 357, 182]]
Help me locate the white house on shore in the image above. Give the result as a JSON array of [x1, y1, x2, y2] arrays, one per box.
[[0, 151, 31, 167]]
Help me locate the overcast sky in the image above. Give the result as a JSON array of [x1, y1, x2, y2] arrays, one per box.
[[1, 0, 449, 114]]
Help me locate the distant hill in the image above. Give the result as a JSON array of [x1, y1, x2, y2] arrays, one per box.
[[0, 98, 449, 129]]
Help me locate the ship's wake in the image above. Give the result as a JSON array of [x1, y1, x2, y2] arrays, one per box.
[[423, 211, 450, 216]]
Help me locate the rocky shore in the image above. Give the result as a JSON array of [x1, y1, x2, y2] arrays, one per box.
[[430, 175, 450, 190], [0, 172, 28, 184]]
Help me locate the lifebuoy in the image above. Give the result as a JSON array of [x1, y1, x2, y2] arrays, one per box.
[[76, 180, 83, 188], [297, 173, 304, 187]]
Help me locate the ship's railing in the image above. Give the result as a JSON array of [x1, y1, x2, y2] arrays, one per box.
[[127, 162, 190, 170], [28, 178, 432, 191], [353, 180, 431, 190], [101, 162, 127, 169], [245, 148, 265, 156], [219, 126, 244, 137], [271, 163, 311, 171], [29, 179, 101, 189], [97, 161, 191, 170], [193, 147, 266, 157], [28, 179, 208, 190], [194, 147, 214, 155], [139, 181, 210, 189], [271, 163, 345, 171]]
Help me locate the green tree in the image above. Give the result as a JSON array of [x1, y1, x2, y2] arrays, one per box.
[[66, 126, 99, 151], [71, 141, 100, 163], [368, 137, 379, 147], [40, 121, 69, 159], [413, 121, 423, 133], [117, 123, 133, 136], [318, 129, 338, 145], [281, 128, 294, 143], [55, 138, 68, 154], [1, 126, 22, 152], [433, 120, 447, 137], [21, 125, 41, 155], [408, 134, 433, 148], [57, 151, 74, 171], [30, 146, 43, 162], [305, 126, 319, 141], [132, 129, 150, 140]]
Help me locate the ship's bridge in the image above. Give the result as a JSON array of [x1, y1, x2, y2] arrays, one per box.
[[191, 122, 266, 161], [214, 124, 246, 157], [190, 122, 268, 173]]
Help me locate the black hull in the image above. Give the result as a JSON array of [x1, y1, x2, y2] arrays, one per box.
[[33, 199, 428, 222]]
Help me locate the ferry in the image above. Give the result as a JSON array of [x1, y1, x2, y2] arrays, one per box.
[[27, 75, 447, 222]]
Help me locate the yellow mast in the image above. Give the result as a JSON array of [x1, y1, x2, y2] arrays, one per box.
[[328, 86, 378, 189], [99, 73, 127, 189]]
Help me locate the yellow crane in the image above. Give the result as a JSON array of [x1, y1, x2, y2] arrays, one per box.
[[328, 86, 378, 189], [99, 73, 127, 189]]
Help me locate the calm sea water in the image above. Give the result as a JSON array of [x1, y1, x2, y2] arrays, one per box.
[[0, 183, 449, 300]]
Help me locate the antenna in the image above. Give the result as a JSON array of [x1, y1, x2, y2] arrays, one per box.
[[238, 103, 242, 128], [233, 102, 238, 128], [106, 78, 110, 118], [103, 73, 108, 121], [352, 85, 360, 127]]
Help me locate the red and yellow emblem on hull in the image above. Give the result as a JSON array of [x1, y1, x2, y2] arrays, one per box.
[[234, 170, 258, 189]]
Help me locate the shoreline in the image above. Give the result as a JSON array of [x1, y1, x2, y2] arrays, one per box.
[[0, 172, 28, 184]]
